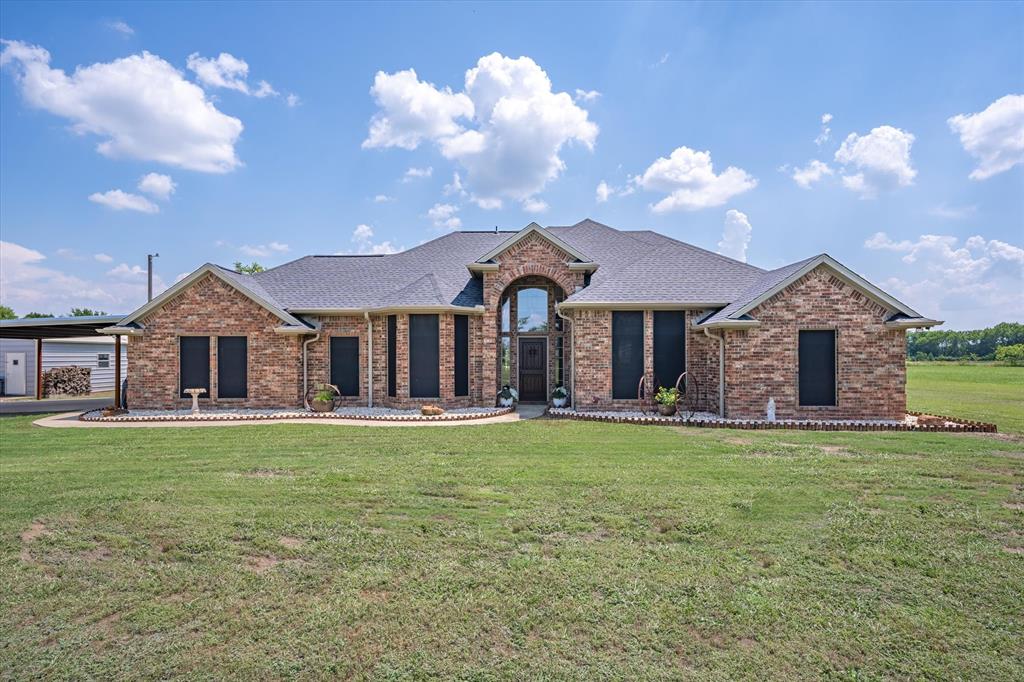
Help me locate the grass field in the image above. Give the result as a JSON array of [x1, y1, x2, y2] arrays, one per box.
[[908, 362, 1024, 434], [1, 364, 1022, 679]]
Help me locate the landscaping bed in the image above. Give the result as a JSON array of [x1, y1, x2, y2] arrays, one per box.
[[548, 407, 997, 432], [80, 405, 512, 423]]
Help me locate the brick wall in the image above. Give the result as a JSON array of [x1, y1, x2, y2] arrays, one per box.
[[126, 274, 302, 409], [722, 265, 906, 419], [481, 232, 584, 402]]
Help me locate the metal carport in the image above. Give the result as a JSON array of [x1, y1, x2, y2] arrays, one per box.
[[0, 315, 125, 405]]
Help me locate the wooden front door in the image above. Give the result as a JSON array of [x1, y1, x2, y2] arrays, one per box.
[[518, 338, 547, 402]]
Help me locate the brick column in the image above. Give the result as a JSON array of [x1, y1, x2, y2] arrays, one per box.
[[396, 314, 410, 400]]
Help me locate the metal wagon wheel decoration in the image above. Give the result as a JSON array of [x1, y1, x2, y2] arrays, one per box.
[[673, 372, 702, 422], [638, 372, 703, 420]]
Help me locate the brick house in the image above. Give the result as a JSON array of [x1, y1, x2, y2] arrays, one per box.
[[102, 219, 940, 419]]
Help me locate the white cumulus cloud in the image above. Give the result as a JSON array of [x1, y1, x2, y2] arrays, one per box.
[[88, 189, 159, 214], [791, 159, 834, 189], [94, 253, 113, 263], [574, 89, 601, 102], [0, 240, 166, 315], [0, 40, 243, 173], [363, 53, 598, 207], [402, 166, 433, 181], [596, 180, 612, 203], [947, 94, 1024, 180], [186, 52, 277, 98], [108, 20, 134, 36], [717, 209, 752, 262], [833, 125, 916, 198], [815, 113, 833, 146], [137, 172, 175, 200], [239, 242, 289, 258], [634, 146, 757, 212], [522, 197, 548, 213], [427, 203, 461, 230], [349, 224, 400, 254], [865, 231, 1024, 328]]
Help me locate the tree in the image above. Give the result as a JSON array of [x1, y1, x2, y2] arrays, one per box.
[[234, 261, 265, 274], [995, 344, 1024, 367], [22, 312, 53, 319], [69, 308, 107, 317], [0, 305, 15, 320], [907, 322, 1024, 361]]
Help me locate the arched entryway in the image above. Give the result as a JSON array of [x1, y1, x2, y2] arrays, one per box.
[[496, 275, 569, 403]]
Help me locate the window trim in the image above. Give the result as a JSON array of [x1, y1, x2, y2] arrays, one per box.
[[178, 335, 210, 399], [797, 328, 838, 408], [408, 313, 440, 398], [386, 315, 397, 398], [611, 310, 644, 400], [454, 314, 469, 397], [329, 335, 361, 398], [216, 336, 248, 400]]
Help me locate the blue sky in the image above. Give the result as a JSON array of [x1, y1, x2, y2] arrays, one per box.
[[1, 1, 1021, 328]]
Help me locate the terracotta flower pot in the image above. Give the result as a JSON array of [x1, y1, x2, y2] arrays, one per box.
[[657, 403, 677, 417], [310, 399, 335, 413]]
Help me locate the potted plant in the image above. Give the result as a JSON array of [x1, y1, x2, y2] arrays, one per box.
[[310, 384, 337, 413], [497, 384, 519, 407], [654, 386, 680, 416], [551, 385, 569, 408]]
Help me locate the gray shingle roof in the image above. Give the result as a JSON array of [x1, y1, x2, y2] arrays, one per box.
[[210, 220, 898, 318], [699, 256, 819, 325], [552, 223, 765, 305]]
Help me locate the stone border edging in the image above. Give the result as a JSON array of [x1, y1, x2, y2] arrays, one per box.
[[79, 406, 514, 424], [547, 408, 997, 433]]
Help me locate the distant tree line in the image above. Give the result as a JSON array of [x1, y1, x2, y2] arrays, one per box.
[[0, 306, 107, 320], [908, 322, 1024, 361]]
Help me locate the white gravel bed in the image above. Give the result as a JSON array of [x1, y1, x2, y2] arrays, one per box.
[[549, 407, 913, 427], [85, 405, 510, 422]]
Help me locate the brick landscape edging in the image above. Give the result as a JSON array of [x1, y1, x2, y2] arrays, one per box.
[[547, 409, 997, 433], [80, 406, 513, 424]]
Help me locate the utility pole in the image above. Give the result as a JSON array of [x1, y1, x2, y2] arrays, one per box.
[[147, 253, 160, 301]]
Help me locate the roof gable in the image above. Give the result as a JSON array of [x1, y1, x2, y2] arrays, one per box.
[[474, 222, 592, 265], [115, 264, 309, 329], [697, 255, 925, 327]]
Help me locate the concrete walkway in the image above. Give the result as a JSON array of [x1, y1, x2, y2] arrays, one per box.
[[34, 405, 548, 429], [1, 397, 110, 415]]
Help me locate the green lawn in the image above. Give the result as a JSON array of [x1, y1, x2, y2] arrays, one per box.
[[908, 362, 1024, 433], [2, 412, 1023, 679]]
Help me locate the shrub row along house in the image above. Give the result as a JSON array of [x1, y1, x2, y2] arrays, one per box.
[[101, 219, 940, 419]]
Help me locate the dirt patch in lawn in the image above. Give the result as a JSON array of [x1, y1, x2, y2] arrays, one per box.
[[21, 520, 48, 543], [359, 588, 391, 603], [19, 521, 50, 563], [82, 545, 113, 562], [1002, 502, 1024, 511], [278, 535, 304, 549]]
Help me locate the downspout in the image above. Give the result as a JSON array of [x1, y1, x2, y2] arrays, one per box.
[[703, 327, 725, 418], [555, 305, 574, 409], [302, 332, 321, 410], [364, 312, 373, 408]]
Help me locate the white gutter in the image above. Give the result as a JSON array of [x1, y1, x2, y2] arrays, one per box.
[[703, 327, 725, 418], [364, 312, 373, 408], [555, 304, 574, 409], [302, 332, 321, 410]]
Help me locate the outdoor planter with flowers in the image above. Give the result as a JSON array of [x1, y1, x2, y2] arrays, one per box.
[[551, 385, 569, 407], [309, 384, 339, 413], [498, 385, 519, 407], [655, 386, 680, 416]]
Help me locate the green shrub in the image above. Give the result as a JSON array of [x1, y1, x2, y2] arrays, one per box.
[[995, 343, 1024, 366]]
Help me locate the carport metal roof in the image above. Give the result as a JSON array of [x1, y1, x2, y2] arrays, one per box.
[[0, 315, 125, 339]]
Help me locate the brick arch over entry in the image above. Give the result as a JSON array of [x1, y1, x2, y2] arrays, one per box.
[[488, 265, 581, 305]]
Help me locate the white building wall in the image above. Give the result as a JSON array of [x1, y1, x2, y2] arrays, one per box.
[[0, 337, 128, 395]]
